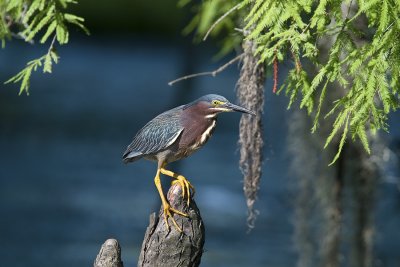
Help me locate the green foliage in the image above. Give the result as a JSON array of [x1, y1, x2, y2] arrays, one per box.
[[182, 0, 400, 163], [180, 0, 244, 58], [0, 0, 88, 95]]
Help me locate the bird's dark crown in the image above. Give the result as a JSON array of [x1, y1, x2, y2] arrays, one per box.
[[196, 94, 229, 103], [184, 94, 229, 109]]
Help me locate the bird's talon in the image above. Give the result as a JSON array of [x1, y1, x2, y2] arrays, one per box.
[[172, 178, 192, 205], [163, 212, 170, 231], [162, 204, 184, 232], [170, 207, 188, 217], [179, 177, 193, 206], [188, 181, 195, 192], [172, 179, 187, 200], [171, 217, 182, 232], [183, 180, 191, 206], [181, 180, 187, 199]]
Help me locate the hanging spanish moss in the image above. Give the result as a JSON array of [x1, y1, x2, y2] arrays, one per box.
[[237, 39, 265, 229]]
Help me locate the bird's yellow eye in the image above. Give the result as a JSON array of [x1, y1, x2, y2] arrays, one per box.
[[212, 100, 220, 106]]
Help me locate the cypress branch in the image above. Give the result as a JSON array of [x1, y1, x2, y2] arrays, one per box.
[[2, 0, 88, 94]]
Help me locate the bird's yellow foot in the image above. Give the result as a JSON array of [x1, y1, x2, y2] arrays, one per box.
[[160, 168, 195, 206], [154, 169, 188, 232], [162, 203, 188, 232], [171, 177, 195, 206]]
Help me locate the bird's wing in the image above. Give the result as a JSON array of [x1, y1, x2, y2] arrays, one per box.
[[123, 106, 184, 162]]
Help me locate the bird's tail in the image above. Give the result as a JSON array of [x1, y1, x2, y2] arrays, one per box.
[[122, 150, 143, 164]]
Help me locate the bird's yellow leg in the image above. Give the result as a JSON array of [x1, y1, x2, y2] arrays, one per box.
[[160, 167, 195, 206], [154, 168, 188, 232]]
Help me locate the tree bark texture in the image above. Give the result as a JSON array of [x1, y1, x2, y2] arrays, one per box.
[[94, 183, 204, 267], [138, 183, 205, 267]]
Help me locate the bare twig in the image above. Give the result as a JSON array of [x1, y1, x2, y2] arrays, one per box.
[[10, 32, 34, 44], [203, 3, 241, 41], [47, 34, 57, 53], [5, 15, 13, 27], [168, 53, 244, 86], [290, 50, 302, 73], [234, 27, 244, 33]]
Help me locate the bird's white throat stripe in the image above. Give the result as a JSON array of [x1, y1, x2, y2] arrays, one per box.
[[210, 107, 231, 112], [205, 114, 217, 119], [200, 120, 216, 144]]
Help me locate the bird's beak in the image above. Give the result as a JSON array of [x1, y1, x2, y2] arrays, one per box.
[[224, 102, 256, 116]]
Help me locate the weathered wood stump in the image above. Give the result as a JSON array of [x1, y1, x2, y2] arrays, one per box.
[[95, 183, 205, 267], [94, 239, 123, 267], [138, 183, 205, 267]]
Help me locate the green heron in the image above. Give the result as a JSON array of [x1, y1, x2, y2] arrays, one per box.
[[123, 94, 255, 231]]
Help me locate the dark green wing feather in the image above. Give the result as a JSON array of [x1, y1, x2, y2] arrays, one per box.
[[123, 106, 184, 162]]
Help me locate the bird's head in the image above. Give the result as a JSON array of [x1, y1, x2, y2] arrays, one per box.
[[187, 94, 256, 116]]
